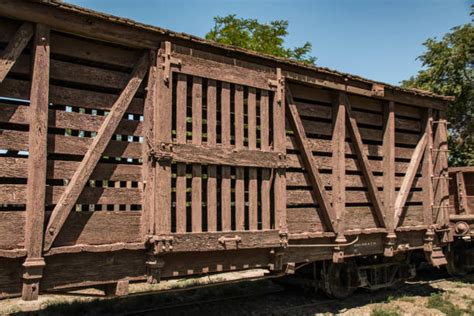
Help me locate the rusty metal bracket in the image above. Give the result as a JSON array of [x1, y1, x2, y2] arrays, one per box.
[[371, 83, 385, 97], [268, 68, 284, 104], [147, 235, 174, 254], [151, 142, 174, 162], [218, 235, 242, 248]]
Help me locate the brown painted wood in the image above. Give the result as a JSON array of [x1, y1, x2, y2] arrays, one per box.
[[286, 84, 336, 232], [394, 133, 428, 226], [207, 79, 218, 232], [22, 24, 50, 301], [175, 73, 187, 233], [192, 76, 203, 232], [332, 92, 346, 240], [422, 109, 434, 226], [175, 53, 272, 91], [154, 42, 173, 235], [274, 69, 287, 233], [260, 90, 271, 230], [456, 172, 469, 214], [0, 22, 33, 82], [345, 93, 386, 228], [432, 111, 450, 226], [383, 101, 396, 234], [234, 84, 245, 231], [43, 51, 148, 251], [158, 143, 285, 168], [248, 87, 258, 230], [0, 212, 25, 250], [221, 82, 231, 231], [142, 49, 158, 238]]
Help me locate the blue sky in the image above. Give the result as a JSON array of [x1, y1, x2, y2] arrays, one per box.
[[68, 0, 471, 85]]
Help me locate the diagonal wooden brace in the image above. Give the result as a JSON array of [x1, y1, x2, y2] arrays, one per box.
[[43, 52, 149, 251], [0, 22, 34, 83], [393, 133, 428, 227], [344, 93, 386, 228], [286, 85, 337, 233]]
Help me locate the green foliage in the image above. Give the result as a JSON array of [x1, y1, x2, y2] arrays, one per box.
[[401, 24, 474, 166], [205, 14, 316, 65]]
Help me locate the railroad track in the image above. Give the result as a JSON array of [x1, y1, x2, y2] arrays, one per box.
[[107, 271, 465, 316]]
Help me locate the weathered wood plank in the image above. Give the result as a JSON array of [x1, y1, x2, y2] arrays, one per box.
[[221, 82, 231, 231], [43, 52, 148, 251], [175, 52, 273, 91], [0, 103, 144, 136], [0, 22, 33, 82], [192, 76, 202, 232], [22, 24, 50, 301], [383, 101, 396, 236], [422, 109, 434, 226], [0, 212, 25, 250], [1, 184, 142, 205], [332, 91, 346, 240], [234, 84, 245, 231], [55, 212, 141, 247], [154, 43, 172, 235], [345, 93, 386, 228], [274, 69, 286, 232], [157, 143, 286, 168], [207, 79, 217, 232], [142, 49, 158, 238], [0, 78, 145, 115], [394, 133, 427, 226], [286, 84, 336, 233], [260, 90, 271, 230], [175, 73, 187, 233], [248, 87, 258, 230]]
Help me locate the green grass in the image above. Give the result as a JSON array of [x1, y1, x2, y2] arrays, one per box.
[[371, 307, 401, 316], [427, 293, 464, 316]]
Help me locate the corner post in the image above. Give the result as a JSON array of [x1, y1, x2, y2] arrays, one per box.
[[22, 24, 50, 301], [383, 101, 396, 256]]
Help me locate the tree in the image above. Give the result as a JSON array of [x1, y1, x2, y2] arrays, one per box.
[[205, 14, 316, 65], [401, 24, 473, 166]]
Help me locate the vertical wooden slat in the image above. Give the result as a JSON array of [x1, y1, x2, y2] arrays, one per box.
[[155, 42, 172, 235], [273, 69, 286, 232], [207, 79, 217, 231], [22, 24, 49, 301], [248, 87, 258, 230], [383, 101, 396, 235], [142, 50, 158, 238], [221, 82, 231, 231], [175, 73, 187, 233], [433, 111, 450, 226], [422, 108, 434, 225], [332, 92, 346, 242], [456, 172, 468, 214], [192, 76, 202, 232], [114, 180, 121, 211], [260, 91, 271, 230], [235, 85, 245, 230]]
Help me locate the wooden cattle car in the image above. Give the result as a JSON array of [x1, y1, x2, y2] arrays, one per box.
[[447, 166, 474, 275], [0, 0, 454, 301]]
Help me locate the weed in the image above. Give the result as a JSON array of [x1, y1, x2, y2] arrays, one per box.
[[427, 293, 464, 316], [371, 306, 401, 316]]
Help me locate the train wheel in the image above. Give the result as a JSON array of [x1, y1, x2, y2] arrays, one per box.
[[446, 245, 467, 276], [321, 260, 359, 299]]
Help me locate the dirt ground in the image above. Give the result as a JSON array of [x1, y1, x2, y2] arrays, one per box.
[[1, 268, 473, 315]]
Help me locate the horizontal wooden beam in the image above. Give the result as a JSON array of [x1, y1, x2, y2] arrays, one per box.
[[155, 143, 286, 168], [174, 52, 274, 91]]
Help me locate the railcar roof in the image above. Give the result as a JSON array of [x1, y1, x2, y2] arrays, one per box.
[[8, 0, 454, 103]]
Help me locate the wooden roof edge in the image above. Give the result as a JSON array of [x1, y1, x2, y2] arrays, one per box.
[[11, 0, 454, 104]]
